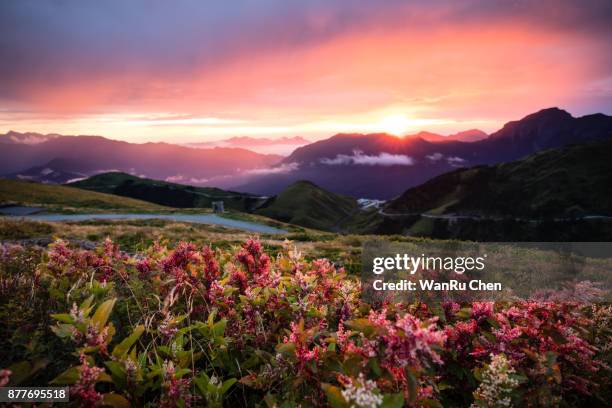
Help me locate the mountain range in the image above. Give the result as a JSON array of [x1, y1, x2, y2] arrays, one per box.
[[186, 136, 310, 155], [62, 135, 612, 239], [407, 129, 488, 143], [2, 108, 612, 201], [0, 132, 282, 186], [4, 133, 612, 240], [237, 108, 612, 198]]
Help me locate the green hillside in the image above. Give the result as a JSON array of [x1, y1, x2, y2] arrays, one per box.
[[385, 139, 612, 218], [71, 172, 266, 211], [255, 180, 360, 231], [0, 178, 165, 211]]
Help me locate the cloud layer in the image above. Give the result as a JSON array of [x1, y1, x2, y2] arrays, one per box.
[[321, 151, 414, 166]]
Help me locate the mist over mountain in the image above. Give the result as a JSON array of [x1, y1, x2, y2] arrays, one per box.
[[235, 108, 612, 199], [187, 136, 310, 155], [5, 158, 88, 184], [405, 129, 488, 143], [0, 132, 282, 185], [0, 130, 61, 145]]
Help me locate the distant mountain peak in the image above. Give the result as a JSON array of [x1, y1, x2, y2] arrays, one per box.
[[521, 107, 573, 121]]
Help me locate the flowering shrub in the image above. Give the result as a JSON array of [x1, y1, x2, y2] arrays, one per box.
[[0, 238, 610, 407], [471, 354, 522, 408]]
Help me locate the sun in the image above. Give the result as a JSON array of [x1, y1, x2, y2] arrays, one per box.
[[379, 114, 412, 136]]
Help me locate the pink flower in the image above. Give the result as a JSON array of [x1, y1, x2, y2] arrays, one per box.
[[385, 314, 446, 367], [70, 353, 104, 408], [0, 369, 11, 387], [159, 361, 198, 408], [236, 238, 271, 284], [471, 302, 494, 322]]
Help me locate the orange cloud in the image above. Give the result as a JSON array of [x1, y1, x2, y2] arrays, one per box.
[[1, 2, 610, 143]]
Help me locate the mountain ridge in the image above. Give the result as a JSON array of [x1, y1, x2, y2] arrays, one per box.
[[238, 108, 612, 198], [0, 132, 282, 186], [70, 172, 267, 212]]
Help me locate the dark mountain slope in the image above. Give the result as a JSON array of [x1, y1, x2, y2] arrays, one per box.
[[5, 158, 89, 184], [254, 180, 359, 231], [385, 139, 612, 218], [71, 172, 266, 212]]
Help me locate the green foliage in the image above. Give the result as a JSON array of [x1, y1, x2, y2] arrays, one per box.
[[386, 139, 612, 221], [0, 178, 166, 211], [71, 171, 266, 211], [0, 238, 610, 407], [256, 180, 360, 231], [0, 219, 55, 239]]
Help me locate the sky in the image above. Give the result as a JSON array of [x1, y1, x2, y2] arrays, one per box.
[[1, 0, 611, 144]]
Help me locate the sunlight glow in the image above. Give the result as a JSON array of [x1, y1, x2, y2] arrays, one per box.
[[378, 114, 413, 136]]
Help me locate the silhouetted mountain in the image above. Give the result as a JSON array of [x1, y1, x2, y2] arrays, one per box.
[[0, 132, 282, 185], [446, 129, 488, 142], [237, 108, 612, 199], [5, 158, 87, 184], [70, 172, 267, 212], [406, 129, 487, 143]]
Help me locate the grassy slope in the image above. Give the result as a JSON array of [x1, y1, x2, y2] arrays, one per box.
[[70, 172, 266, 212], [0, 178, 166, 212], [255, 180, 360, 231], [385, 139, 612, 218]]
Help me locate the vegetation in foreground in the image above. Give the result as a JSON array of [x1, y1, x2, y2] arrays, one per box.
[[0, 178, 167, 213], [0, 236, 610, 407]]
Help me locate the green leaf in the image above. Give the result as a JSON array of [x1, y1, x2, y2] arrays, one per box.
[[91, 298, 116, 329], [80, 295, 94, 309], [98, 372, 114, 383], [51, 323, 75, 338], [420, 398, 443, 408], [457, 307, 472, 319], [345, 318, 377, 337], [80, 295, 95, 316], [99, 392, 131, 408], [381, 393, 404, 408], [276, 342, 296, 356], [405, 368, 418, 404], [105, 361, 127, 390], [220, 378, 237, 394], [368, 358, 382, 377], [112, 325, 145, 358], [50, 366, 80, 385], [51, 313, 74, 324], [321, 383, 349, 408], [194, 376, 208, 396], [212, 319, 227, 337], [7, 360, 48, 386]]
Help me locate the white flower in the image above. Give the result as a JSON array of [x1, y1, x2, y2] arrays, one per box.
[[472, 354, 520, 408], [341, 373, 383, 408]]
